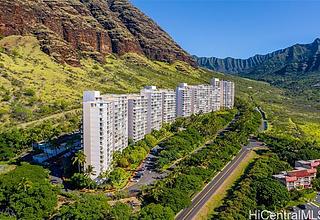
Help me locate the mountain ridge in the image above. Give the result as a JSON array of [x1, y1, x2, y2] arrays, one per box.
[[195, 38, 320, 105], [0, 0, 196, 66], [195, 38, 320, 75]]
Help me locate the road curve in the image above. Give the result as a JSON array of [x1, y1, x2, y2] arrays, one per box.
[[175, 146, 251, 220]]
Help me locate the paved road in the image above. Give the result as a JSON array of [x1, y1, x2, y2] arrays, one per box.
[[292, 203, 320, 219], [316, 193, 320, 204], [176, 138, 263, 220], [256, 106, 268, 131]]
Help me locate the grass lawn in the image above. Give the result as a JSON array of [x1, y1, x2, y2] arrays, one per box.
[[194, 149, 259, 220]]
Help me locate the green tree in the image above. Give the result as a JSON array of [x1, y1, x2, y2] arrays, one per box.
[[139, 203, 175, 220], [24, 88, 36, 97], [110, 202, 132, 220], [158, 188, 191, 213], [145, 134, 158, 148], [108, 168, 130, 188], [118, 157, 130, 168], [254, 178, 290, 210], [85, 165, 96, 177], [0, 163, 58, 219], [69, 173, 96, 189], [59, 194, 110, 220], [72, 150, 86, 172], [17, 177, 33, 192]]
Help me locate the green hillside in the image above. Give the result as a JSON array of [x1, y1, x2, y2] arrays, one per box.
[[0, 35, 212, 129], [216, 73, 320, 144]]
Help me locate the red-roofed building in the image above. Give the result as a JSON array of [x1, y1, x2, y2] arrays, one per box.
[[273, 160, 320, 191]]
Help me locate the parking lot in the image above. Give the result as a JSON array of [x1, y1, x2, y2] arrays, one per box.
[[126, 147, 168, 192]]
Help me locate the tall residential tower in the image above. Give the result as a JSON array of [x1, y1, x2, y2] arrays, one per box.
[[176, 83, 193, 117], [127, 94, 148, 142], [83, 91, 114, 179], [141, 86, 163, 133], [221, 80, 235, 109], [160, 89, 176, 123]]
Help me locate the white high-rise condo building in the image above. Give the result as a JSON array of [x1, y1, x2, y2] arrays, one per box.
[[160, 89, 176, 123], [82, 79, 235, 179], [210, 78, 222, 111], [140, 86, 163, 133], [103, 94, 128, 152], [221, 80, 235, 109], [191, 85, 213, 114], [83, 91, 114, 179], [127, 94, 148, 142], [176, 83, 193, 117]]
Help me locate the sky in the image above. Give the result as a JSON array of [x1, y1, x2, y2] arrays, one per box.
[[131, 0, 320, 59]]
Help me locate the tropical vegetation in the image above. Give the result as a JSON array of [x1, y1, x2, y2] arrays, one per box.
[[140, 100, 261, 218], [0, 163, 59, 219]]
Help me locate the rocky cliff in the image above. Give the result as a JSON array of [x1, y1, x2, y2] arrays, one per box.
[[195, 38, 320, 77], [0, 0, 195, 66]]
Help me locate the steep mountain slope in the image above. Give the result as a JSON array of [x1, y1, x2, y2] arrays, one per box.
[[0, 35, 207, 129], [195, 39, 320, 104], [195, 38, 320, 75], [0, 0, 195, 66]]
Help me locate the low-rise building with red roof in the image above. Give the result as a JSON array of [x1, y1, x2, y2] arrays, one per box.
[[273, 160, 319, 191]]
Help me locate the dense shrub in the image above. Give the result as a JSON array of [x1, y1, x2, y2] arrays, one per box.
[[139, 203, 175, 220], [69, 173, 97, 189], [0, 163, 58, 219]]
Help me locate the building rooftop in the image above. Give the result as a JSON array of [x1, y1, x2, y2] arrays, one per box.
[[287, 168, 317, 178]]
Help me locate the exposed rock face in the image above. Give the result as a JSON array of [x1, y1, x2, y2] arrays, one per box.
[[195, 38, 320, 77], [0, 0, 195, 66]]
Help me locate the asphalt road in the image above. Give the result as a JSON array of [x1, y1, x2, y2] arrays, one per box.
[[316, 193, 320, 204], [292, 203, 320, 220], [176, 138, 262, 220]]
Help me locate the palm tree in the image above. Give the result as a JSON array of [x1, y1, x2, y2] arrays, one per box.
[[72, 150, 86, 173], [85, 165, 96, 177], [150, 181, 165, 201]]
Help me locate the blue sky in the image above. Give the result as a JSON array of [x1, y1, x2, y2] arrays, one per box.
[[131, 0, 320, 59]]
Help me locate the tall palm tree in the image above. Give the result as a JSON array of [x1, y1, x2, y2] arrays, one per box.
[[72, 150, 86, 173], [85, 165, 96, 177]]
